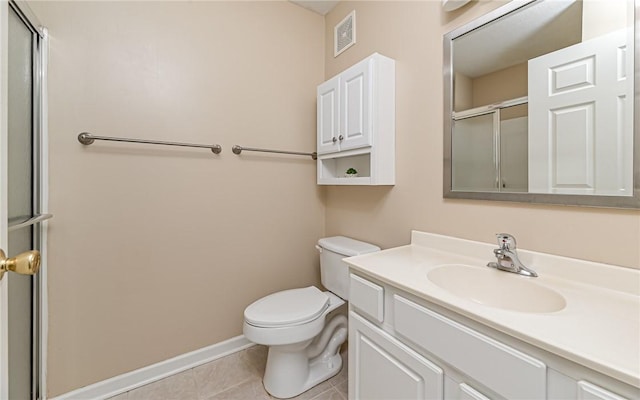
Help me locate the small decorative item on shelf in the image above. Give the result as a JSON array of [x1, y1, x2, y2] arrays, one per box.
[[345, 167, 358, 178]]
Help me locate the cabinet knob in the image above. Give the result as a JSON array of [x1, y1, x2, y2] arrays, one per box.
[[338, 135, 344, 141], [332, 137, 338, 143]]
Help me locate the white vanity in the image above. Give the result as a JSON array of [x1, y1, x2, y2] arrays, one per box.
[[345, 231, 640, 399]]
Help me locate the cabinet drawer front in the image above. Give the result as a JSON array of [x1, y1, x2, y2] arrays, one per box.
[[394, 295, 546, 399], [350, 311, 444, 400], [578, 381, 628, 400], [460, 383, 491, 400], [350, 274, 384, 322]]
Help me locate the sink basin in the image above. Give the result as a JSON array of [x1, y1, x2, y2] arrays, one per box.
[[427, 264, 566, 313]]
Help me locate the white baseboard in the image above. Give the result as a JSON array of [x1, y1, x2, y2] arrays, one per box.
[[50, 335, 253, 400]]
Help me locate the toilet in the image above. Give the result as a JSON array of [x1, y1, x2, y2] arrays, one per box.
[[243, 236, 380, 399]]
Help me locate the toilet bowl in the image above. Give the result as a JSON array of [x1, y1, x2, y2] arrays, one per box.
[[243, 236, 380, 399]]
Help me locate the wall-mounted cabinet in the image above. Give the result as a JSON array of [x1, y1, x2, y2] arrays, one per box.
[[317, 53, 395, 185]]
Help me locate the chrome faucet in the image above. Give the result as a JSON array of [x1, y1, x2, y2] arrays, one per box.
[[487, 233, 538, 277]]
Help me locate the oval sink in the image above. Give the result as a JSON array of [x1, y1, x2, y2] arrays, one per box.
[[427, 264, 566, 313]]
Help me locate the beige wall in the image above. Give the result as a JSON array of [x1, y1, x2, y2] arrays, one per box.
[[472, 62, 527, 107], [28, 0, 640, 396], [323, 2, 640, 268], [455, 62, 527, 113], [453, 71, 472, 111], [29, 1, 324, 396], [582, 0, 628, 41]]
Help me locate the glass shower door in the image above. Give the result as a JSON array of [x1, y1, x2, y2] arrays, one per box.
[[452, 104, 529, 193], [451, 112, 499, 192], [2, 3, 45, 399]]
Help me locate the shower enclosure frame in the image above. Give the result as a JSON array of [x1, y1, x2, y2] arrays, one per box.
[[0, 0, 49, 398]]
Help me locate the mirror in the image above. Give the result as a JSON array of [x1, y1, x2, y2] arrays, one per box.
[[444, 0, 640, 208]]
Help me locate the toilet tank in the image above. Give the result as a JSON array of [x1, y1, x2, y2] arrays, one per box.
[[317, 236, 380, 300]]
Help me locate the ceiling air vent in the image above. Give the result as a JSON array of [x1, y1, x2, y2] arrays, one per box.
[[334, 11, 356, 57]]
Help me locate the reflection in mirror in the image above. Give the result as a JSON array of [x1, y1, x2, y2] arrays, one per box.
[[453, 113, 497, 192], [500, 103, 528, 192], [444, 0, 640, 208]]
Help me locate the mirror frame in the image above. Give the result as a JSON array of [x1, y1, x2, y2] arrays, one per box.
[[443, 0, 640, 209]]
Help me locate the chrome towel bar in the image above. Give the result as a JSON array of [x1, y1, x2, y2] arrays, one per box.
[[232, 145, 317, 160], [78, 132, 222, 154]]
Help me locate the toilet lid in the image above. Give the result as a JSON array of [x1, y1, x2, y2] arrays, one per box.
[[244, 286, 330, 328]]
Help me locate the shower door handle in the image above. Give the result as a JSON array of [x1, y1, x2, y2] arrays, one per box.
[[0, 249, 41, 280], [8, 213, 53, 232]]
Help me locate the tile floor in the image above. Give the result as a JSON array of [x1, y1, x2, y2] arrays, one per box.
[[108, 345, 348, 400]]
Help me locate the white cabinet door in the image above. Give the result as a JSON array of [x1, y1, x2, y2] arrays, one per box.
[[528, 29, 633, 195], [340, 58, 372, 151], [350, 311, 443, 400], [317, 75, 340, 155]]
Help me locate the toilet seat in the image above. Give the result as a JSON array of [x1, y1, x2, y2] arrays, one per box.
[[244, 286, 329, 328]]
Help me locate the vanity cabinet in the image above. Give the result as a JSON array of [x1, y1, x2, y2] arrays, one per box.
[[350, 312, 444, 399], [393, 294, 546, 399], [348, 272, 636, 400], [316, 53, 395, 185]]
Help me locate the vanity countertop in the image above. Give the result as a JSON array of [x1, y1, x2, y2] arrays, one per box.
[[344, 231, 640, 388]]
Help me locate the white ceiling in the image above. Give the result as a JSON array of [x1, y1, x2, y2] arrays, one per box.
[[453, 0, 583, 78], [289, 0, 340, 15]]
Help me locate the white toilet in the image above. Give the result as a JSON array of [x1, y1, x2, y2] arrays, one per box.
[[243, 236, 380, 399]]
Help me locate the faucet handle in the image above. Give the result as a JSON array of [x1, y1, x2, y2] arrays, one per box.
[[496, 233, 517, 250]]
